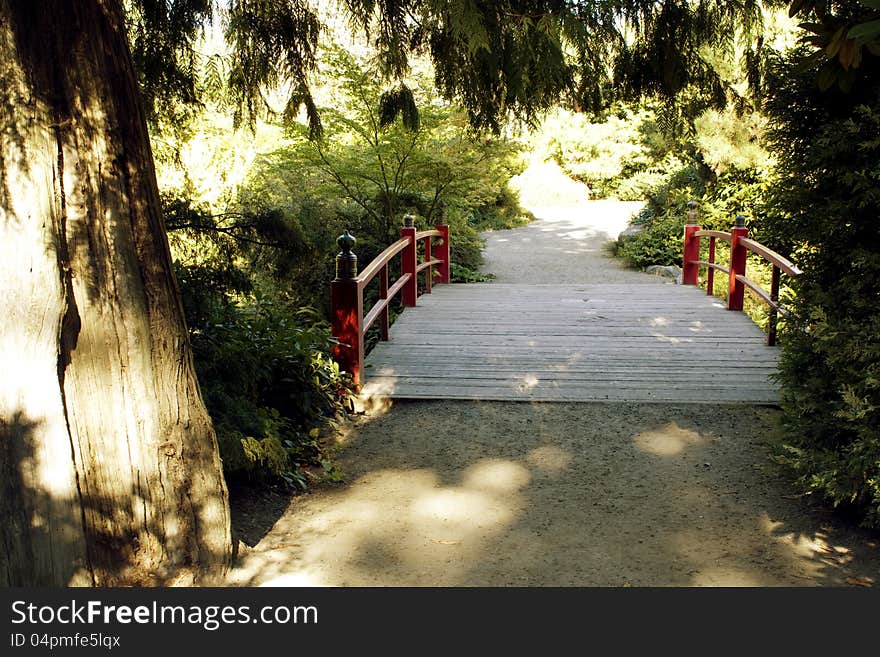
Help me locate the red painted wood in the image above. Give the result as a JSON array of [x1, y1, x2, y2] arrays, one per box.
[[707, 236, 716, 295], [423, 236, 433, 294], [728, 224, 748, 311], [400, 225, 417, 306], [433, 224, 450, 284], [682, 224, 701, 285], [379, 264, 389, 341], [331, 278, 363, 387]]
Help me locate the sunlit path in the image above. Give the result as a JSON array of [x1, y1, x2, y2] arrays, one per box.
[[229, 402, 880, 587], [229, 201, 880, 588]]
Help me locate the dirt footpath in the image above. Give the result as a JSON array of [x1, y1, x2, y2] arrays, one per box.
[[230, 401, 878, 586], [228, 202, 880, 587]]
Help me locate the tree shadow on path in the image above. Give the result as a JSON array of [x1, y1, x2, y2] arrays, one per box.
[[230, 400, 879, 587]]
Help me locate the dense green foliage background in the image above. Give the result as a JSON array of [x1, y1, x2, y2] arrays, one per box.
[[763, 51, 880, 527], [155, 40, 530, 487], [134, 0, 880, 528]]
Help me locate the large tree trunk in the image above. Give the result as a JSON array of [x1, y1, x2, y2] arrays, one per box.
[[0, 0, 232, 585]]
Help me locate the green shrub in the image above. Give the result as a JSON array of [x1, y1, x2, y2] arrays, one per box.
[[617, 212, 687, 269], [616, 160, 702, 268], [763, 52, 880, 527], [535, 106, 664, 198], [451, 264, 495, 283], [179, 278, 354, 486]]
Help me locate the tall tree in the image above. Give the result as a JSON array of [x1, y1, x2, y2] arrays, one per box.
[[0, 0, 771, 585], [0, 0, 230, 585]]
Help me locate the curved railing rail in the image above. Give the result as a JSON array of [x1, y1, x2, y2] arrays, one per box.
[[330, 216, 450, 386], [682, 203, 801, 346]]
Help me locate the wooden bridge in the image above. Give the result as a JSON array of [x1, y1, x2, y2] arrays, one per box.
[[330, 206, 800, 405]]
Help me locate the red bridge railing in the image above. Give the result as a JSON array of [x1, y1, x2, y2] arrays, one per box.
[[331, 215, 450, 387], [682, 201, 801, 346]]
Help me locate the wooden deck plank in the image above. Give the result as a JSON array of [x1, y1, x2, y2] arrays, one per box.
[[360, 283, 780, 404]]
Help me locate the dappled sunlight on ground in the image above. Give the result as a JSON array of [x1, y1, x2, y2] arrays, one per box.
[[231, 462, 531, 586], [633, 423, 704, 457], [228, 401, 880, 587], [517, 374, 541, 391], [526, 445, 572, 475]]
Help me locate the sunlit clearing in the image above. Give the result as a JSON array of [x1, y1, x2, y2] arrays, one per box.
[[557, 229, 592, 240], [633, 423, 703, 456], [526, 445, 572, 474], [307, 499, 380, 530], [508, 158, 590, 207], [462, 459, 531, 494]]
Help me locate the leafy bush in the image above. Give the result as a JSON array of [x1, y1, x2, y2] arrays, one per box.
[[534, 105, 670, 199], [615, 102, 773, 271], [616, 160, 702, 268], [184, 289, 354, 486], [451, 264, 495, 283], [763, 52, 880, 527]]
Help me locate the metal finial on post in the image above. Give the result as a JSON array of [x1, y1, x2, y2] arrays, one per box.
[[335, 230, 358, 279], [687, 200, 698, 224], [735, 214, 746, 228], [403, 214, 414, 228]]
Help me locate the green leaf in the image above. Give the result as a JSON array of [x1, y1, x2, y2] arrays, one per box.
[[848, 19, 880, 44], [826, 26, 847, 57], [789, 0, 808, 18], [816, 63, 837, 91], [794, 50, 827, 73]]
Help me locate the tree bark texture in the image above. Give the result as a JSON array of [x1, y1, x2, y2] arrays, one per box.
[[0, 0, 232, 585]]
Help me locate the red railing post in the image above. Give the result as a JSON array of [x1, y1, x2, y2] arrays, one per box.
[[331, 230, 363, 387], [433, 224, 450, 284], [682, 200, 700, 285], [728, 215, 748, 312], [707, 237, 716, 295], [423, 235, 433, 294], [400, 215, 417, 306], [379, 263, 390, 341]]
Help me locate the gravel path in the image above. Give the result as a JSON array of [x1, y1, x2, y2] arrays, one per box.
[[481, 201, 657, 284], [229, 201, 880, 587]]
